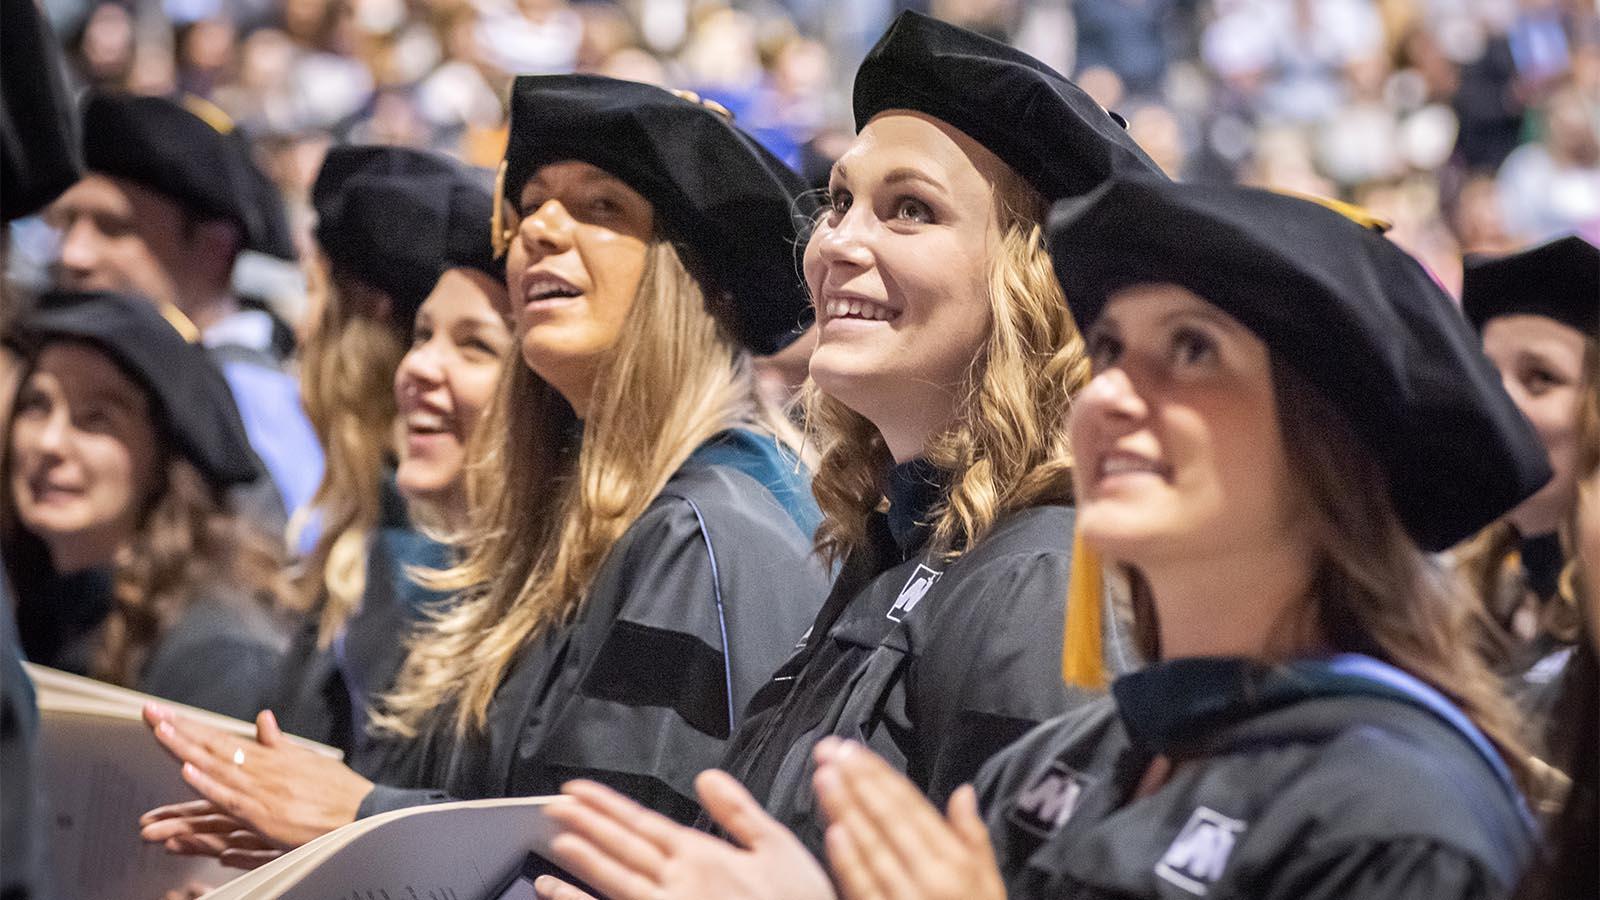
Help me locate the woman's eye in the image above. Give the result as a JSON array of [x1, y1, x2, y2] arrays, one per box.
[[1171, 327, 1216, 366], [1522, 368, 1563, 395], [411, 327, 433, 348], [826, 189, 852, 216], [1087, 332, 1122, 368], [461, 338, 498, 359], [893, 197, 933, 224], [74, 407, 113, 431]]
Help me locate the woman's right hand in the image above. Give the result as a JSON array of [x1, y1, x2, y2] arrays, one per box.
[[536, 770, 836, 900], [141, 704, 371, 852], [813, 738, 1007, 900]]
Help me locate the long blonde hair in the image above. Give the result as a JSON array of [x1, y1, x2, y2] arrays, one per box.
[[376, 241, 797, 737], [293, 257, 407, 644], [805, 172, 1089, 565], [1125, 359, 1536, 793]]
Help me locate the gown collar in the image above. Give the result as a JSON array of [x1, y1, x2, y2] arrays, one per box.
[[884, 458, 946, 558], [1518, 531, 1564, 600]]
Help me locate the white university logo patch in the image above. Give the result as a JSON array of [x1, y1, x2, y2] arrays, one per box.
[[1006, 761, 1091, 837], [1155, 807, 1248, 896], [886, 564, 942, 623]]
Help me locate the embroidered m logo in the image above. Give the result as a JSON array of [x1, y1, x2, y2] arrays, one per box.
[[1155, 806, 1248, 895], [886, 564, 942, 622], [1006, 761, 1090, 837]]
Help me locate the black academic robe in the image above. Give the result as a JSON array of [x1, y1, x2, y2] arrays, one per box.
[[977, 655, 1536, 900], [14, 567, 287, 720], [716, 460, 1129, 856], [268, 477, 450, 774], [358, 430, 828, 823], [2, 566, 48, 900]]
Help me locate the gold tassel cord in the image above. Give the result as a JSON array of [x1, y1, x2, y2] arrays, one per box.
[[157, 302, 201, 343], [1061, 529, 1107, 690], [491, 160, 513, 260]]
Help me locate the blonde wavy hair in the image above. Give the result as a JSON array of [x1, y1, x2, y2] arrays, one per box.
[[293, 255, 408, 645], [375, 240, 798, 737], [805, 171, 1089, 566]]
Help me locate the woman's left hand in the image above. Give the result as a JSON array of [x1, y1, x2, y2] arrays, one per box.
[[812, 738, 1006, 900], [536, 770, 835, 900], [139, 797, 285, 869], [141, 704, 372, 851]]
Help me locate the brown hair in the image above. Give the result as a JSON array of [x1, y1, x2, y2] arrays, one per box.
[[1456, 332, 1599, 670], [804, 169, 1087, 566], [1124, 358, 1536, 793], [1, 360, 288, 686], [1516, 337, 1599, 900], [292, 255, 407, 645], [375, 240, 800, 737]]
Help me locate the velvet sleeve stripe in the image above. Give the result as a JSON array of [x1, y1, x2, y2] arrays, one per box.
[[579, 620, 733, 739]]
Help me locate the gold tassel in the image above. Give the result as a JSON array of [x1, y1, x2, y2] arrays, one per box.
[[1061, 529, 1107, 690], [491, 160, 513, 260], [181, 95, 236, 134], [1269, 187, 1392, 233], [157, 302, 201, 343]]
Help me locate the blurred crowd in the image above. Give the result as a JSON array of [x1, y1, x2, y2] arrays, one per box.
[[13, 0, 1600, 305]]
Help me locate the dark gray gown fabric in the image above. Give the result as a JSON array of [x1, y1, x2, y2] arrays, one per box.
[[359, 431, 828, 823], [977, 656, 1535, 900], [715, 460, 1130, 856]]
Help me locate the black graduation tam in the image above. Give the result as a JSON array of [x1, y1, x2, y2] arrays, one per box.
[[853, 11, 1164, 202], [500, 74, 816, 354], [1, 0, 81, 221], [312, 145, 500, 330], [1462, 235, 1599, 338], [1046, 178, 1551, 552], [80, 91, 295, 260], [17, 291, 259, 491]]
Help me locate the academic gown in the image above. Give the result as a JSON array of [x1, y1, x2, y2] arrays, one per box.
[[358, 429, 828, 823], [267, 476, 450, 773], [13, 566, 287, 720], [2, 566, 49, 900], [715, 459, 1130, 856], [977, 655, 1536, 900]]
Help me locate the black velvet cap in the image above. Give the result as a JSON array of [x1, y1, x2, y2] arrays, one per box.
[[80, 90, 295, 260], [17, 291, 259, 491], [853, 11, 1164, 202], [1, 0, 81, 221], [501, 74, 817, 354], [1046, 178, 1551, 552], [312, 145, 501, 330], [1462, 235, 1599, 338]]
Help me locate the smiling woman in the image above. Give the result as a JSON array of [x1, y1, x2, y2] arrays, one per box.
[[393, 267, 513, 532], [1452, 236, 1599, 752], [805, 179, 1551, 900], [360, 76, 829, 821], [264, 145, 508, 766], [527, 15, 1165, 900], [1, 291, 289, 719], [137, 74, 831, 869]]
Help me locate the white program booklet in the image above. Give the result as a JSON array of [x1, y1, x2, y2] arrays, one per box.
[[24, 663, 341, 900], [197, 796, 564, 900]]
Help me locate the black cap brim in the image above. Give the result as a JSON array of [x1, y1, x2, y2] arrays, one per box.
[[1462, 235, 1599, 338], [503, 74, 816, 354], [1047, 179, 1551, 552]]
